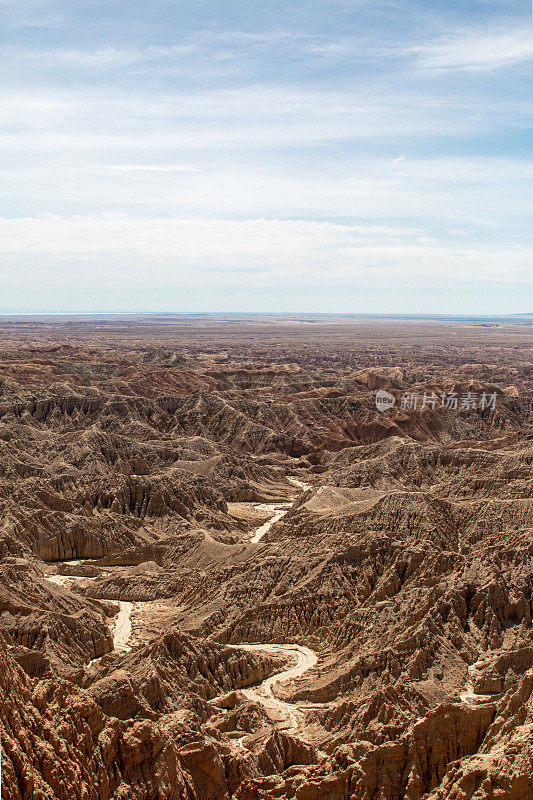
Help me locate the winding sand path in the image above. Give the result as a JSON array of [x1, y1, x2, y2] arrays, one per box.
[[239, 478, 324, 734], [250, 502, 292, 543], [236, 643, 318, 732], [286, 476, 312, 492], [249, 474, 310, 543], [112, 601, 133, 651], [44, 572, 133, 653]]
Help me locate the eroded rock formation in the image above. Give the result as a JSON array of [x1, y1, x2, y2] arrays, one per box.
[[1, 315, 532, 799]]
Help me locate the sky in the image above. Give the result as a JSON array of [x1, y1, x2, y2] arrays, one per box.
[[1, 0, 532, 314]]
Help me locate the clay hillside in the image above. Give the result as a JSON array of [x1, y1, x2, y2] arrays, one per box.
[[1, 313, 532, 800]]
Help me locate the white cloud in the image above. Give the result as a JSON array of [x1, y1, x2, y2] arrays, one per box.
[[37, 24, 523, 77], [105, 165, 200, 172], [4, 154, 533, 224], [0, 215, 530, 292], [410, 28, 533, 72], [0, 83, 527, 164], [50, 44, 198, 67], [0, 31, 382, 72]]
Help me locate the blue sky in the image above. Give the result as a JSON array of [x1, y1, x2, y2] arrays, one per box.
[[1, 0, 532, 313]]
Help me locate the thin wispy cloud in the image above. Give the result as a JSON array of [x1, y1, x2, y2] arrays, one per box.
[[409, 28, 533, 72], [105, 165, 200, 172], [2, 84, 528, 154]]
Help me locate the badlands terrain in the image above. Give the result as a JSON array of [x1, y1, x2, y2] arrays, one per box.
[[0, 313, 532, 800]]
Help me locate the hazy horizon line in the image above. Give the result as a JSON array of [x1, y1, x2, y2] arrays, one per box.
[[1, 311, 531, 319]]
